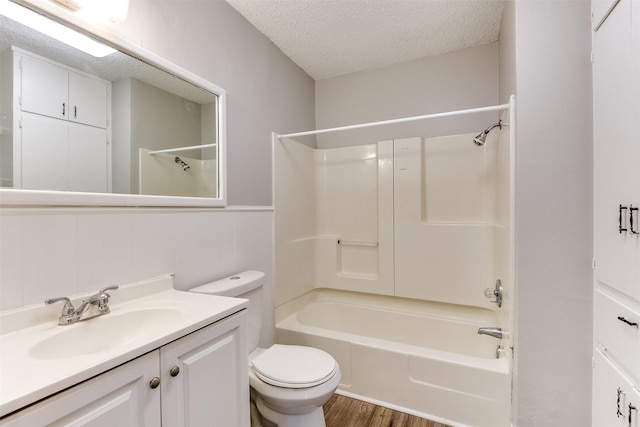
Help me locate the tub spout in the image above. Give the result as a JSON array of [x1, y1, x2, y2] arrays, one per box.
[[478, 327, 504, 339]]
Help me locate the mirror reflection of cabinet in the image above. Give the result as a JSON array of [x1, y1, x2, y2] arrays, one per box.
[[13, 48, 111, 192]]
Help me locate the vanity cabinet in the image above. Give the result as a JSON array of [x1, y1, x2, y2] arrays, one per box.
[[592, 0, 640, 425], [0, 311, 249, 427], [161, 313, 249, 426], [0, 351, 160, 426], [12, 49, 111, 192]]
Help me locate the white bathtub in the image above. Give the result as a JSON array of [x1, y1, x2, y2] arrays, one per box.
[[275, 289, 511, 427]]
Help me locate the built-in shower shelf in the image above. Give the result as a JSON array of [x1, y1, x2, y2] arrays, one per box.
[[420, 221, 506, 228], [336, 239, 379, 247]]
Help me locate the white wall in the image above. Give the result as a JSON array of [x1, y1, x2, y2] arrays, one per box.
[[500, 1, 594, 426], [315, 43, 500, 149], [273, 138, 316, 306]]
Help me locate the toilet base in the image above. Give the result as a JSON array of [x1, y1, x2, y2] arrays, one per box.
[[255, 396, 326, 427]]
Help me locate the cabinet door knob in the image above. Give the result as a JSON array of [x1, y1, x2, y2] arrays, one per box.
[[170, 366, 180, 377], [62, 102, 66, 117], [149, 377, 161, 389]]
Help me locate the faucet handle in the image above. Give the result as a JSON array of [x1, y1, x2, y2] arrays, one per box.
[[483, 279, 503, 307], [484, 288, 497, 298], [44, 297, 75, 315], [98, 285, 119, 298]]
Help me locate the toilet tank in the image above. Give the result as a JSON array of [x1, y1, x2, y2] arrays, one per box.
[[189, 271, 265, 352]]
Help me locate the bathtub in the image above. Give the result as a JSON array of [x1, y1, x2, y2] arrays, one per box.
[[275, 289, 511, 427]]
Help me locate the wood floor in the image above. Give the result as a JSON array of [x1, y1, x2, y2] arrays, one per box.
[[323, 394, 451, 427]]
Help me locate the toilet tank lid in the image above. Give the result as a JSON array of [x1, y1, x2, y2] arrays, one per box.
[[189, 270, 265, 297]]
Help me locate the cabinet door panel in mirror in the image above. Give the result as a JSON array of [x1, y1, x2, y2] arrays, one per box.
[[20, 53, 68, 120], [20, 114, 69, 191], [69, 124, 109, 193], [69, 72, 108, 129]]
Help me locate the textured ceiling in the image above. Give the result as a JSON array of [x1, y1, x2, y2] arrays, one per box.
[[226, 0, 504, 80]]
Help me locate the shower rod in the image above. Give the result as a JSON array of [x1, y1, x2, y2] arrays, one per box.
[[148, 143, 217, 155], [277, 103, 509, 139]]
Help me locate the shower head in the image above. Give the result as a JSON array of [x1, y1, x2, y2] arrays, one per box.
[[473, 120, 503, 146], [175, 156, 191, 171]]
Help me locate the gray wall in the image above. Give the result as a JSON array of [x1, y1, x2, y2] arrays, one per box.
[[113, 0, 315, 205], [315, 43, 499, 149], [501, 1, 594, 426]]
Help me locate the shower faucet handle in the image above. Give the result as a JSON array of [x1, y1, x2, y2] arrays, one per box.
[[483, 279, 503, 308]]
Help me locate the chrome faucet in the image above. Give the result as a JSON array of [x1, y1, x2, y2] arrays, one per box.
[[478, 327, 505, 339], [45, 285, 119, 325]]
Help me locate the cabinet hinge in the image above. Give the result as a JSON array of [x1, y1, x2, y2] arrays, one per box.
[[592, 258, 596, 270], [18, 118, 22, 129], [590, 52, 595, 63], [18, 96, 22, 107]]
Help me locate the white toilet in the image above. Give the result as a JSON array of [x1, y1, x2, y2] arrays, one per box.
[[190, 271, 341, 427]]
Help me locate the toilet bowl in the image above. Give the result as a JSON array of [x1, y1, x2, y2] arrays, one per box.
[[249, 345, 341, 426], [190, 271, 340, 427]]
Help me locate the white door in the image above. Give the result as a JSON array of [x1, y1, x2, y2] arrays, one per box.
[[69, 124, 108, 193], [20, 114, 68, 190], [593, 0, 640, 300], [160, 313, 249, 427], [69, 72, 108, 129], [0, 351, 161, 427], [20, 54, 68, 121]]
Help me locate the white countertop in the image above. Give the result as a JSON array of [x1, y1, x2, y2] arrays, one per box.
[[0, 276, 247, 418]]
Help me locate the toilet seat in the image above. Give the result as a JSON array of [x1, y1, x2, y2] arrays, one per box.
[[251, 345, 337, 389]]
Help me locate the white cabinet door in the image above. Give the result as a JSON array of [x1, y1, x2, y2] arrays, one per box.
[[160, 312, 249, 427], [593, 0, 640, 300], [0, 351, 161, 427], [69, 72, 108, 129], [20, 114, 68, 191], [20, 54, 68, 121], [593, 349, 640, 427], [69, 124, 108, 193], [19, 52, 108, 129]]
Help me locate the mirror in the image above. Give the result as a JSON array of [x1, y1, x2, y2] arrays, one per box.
[[0, 1, 226, 206]]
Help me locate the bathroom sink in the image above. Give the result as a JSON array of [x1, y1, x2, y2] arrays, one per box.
[[29, 308, 183, 360]]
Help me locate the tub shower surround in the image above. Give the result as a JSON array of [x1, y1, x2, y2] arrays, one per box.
[[274, 119, 513, 427]]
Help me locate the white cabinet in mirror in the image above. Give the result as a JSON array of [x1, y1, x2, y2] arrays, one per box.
[[0, 0, 226, 207]]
